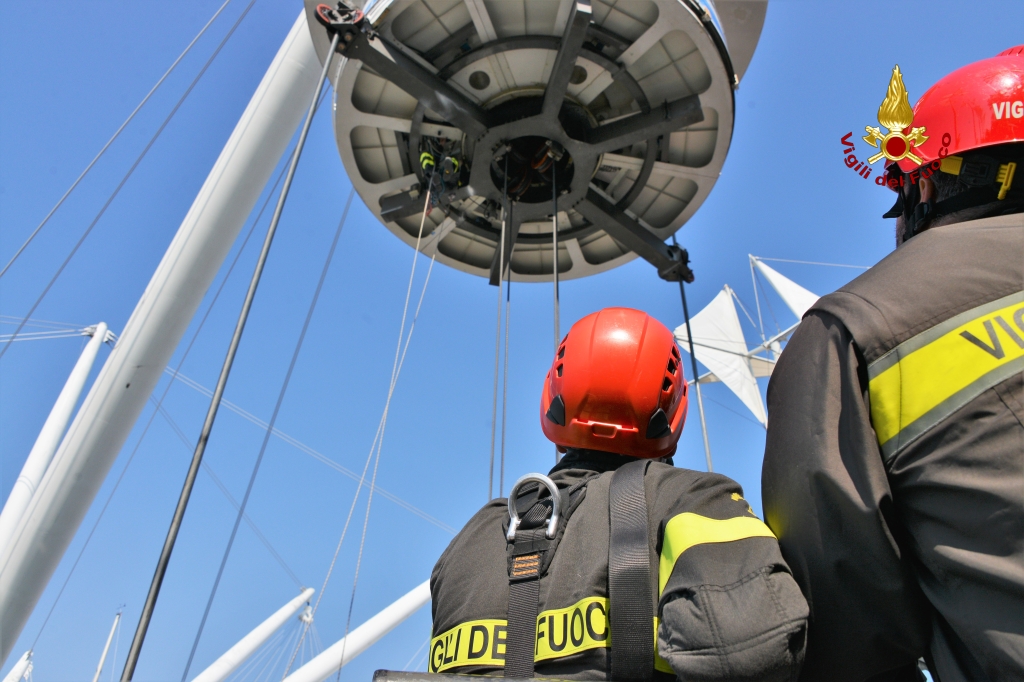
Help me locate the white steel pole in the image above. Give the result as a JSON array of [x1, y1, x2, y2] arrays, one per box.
[[191, 588, 313, 682], [0, 323, 109, 560], [91, 610, 122, 682], [0, 13, 321, 664], [283, 582, 431, 682], [1, 652, 31, 682]]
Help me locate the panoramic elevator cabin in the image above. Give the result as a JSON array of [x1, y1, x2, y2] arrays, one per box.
[[303, 0, 766, 283]]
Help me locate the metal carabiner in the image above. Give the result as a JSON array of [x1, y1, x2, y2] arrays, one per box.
[[506, 473, 561, 541]]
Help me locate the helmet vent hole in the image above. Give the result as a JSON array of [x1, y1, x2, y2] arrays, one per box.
[[556, 364, 563, 377], [671, 346, 680, 359], [683, 382, 688, 396], [667, 358, 677, 375], [557, 345, 565, 359], [662, 377, 672, 391]]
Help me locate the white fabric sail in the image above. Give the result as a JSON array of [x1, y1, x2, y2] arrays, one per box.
[[674, 286, 768, 426], [752, 258, 820, 319]]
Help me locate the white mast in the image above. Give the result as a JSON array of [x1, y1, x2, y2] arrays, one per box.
[[0, 13, 322, 663], [0, 323, 110, 560], [283, 581, 431, 682], [191, 588, 313, 682], [1, 651, 31, 682], [91, 610, 122, 682]]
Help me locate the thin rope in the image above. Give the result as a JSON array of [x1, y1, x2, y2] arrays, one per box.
[[154, 400, 303, 587], [755, 256, 870, 269], [704, 394, 766, 429], [488, 153, 509, 501], [333, 191, 439, 682], [402, 638, 430, 671], [27, 140, 288, 650], [165, 369, 455, 534], [499, 243, 511, 498], [0, 330, 89, 342], [0, 0, 259, 362], [181, 188, 352, 681], [284, 188, 438, 678], [0, 0, 234, 280]]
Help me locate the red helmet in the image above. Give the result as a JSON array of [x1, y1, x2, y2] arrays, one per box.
[[897, 45, 1024, 171], [540, 308, 688, 459]]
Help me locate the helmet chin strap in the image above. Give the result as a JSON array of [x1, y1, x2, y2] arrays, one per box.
[[886, 151, 1021, 242]]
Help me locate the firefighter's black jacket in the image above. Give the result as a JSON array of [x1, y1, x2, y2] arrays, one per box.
[[762, 213, 1024, 682], [430, 449, 808, 680]]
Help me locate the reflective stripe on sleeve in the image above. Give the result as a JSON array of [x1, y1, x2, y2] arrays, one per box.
[[658, 513, 777, 595], [868, 291, 1024, 461]]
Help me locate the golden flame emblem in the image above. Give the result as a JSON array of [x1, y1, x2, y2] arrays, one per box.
[[863, 65, 928, 165]]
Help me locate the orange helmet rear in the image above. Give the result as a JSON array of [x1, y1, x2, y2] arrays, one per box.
[[540, 308, 688, 459]]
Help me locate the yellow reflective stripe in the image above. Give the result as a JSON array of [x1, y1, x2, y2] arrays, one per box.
[[869, 293, 1024, 457], [652, 617, 672, 674], [429, 597, 675, 673], [429, 619, 506, 672], [658, 513, 777, 595], [535, 596, 610, 662]]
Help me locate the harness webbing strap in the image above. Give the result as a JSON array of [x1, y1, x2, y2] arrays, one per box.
[[609, 459, 654, 682], [505, 550, 541, 677]]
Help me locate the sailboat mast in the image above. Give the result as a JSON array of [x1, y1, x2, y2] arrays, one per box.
[[91, 610, 121, 682], [0, 323, 109, 560]]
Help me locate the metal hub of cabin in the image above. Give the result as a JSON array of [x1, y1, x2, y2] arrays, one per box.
[[304, 0, 766, 282]]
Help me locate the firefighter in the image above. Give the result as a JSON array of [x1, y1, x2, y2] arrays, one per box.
[[761, 47, 1024, 682], [431, 308, 808, 681]]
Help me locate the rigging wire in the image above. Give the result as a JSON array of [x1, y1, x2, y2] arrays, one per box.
[[280, 188, 438, 677], [122, 27, 341, 680], [27, 133, 294, 651], [755, 256, 870, 270], [753, 271, 784, 335], [164, 369, 455, 534], [154, 400, 304, 588], [180, 185, 353, 681], [0, 0, 259, 362], [402, 638, 430, 671], [0, 0, 235, 280], [0, 315, 84, 330]]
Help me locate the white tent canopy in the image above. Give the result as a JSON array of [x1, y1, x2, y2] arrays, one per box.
[[674, 286, 768, 426], [674, 262, 821, 427], [751, 257, 820, 319]]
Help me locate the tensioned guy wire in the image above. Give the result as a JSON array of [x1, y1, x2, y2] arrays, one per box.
[[120, 28, 341, 682], [282, 184, 438, 675], [29, 125, 298, 652], [0, 0, 260, 362], [0, 0, 235, 280], [180, 187, 353, 682]]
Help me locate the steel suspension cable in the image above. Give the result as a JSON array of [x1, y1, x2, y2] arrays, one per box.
[[180, 186, 353, 681], [28, 132, 295, 651], [153, 399, 304, 588], [0, 0, 260, 362], [499, 217, 512, 497], [120, 29, 341, 681], [488, 153, 509, 501], [0, 0, 235, 281]]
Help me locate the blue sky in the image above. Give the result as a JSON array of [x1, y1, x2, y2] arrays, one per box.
[[2, 1, 1021, 679]]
